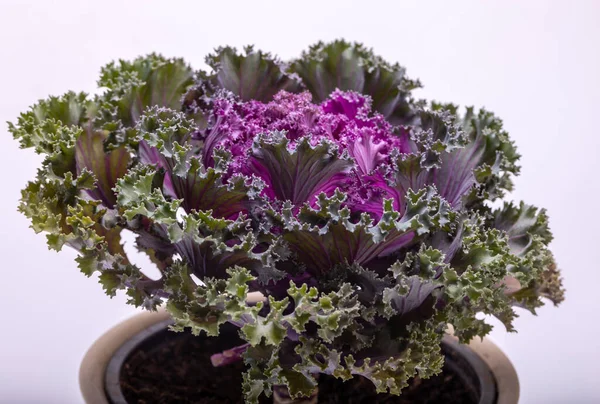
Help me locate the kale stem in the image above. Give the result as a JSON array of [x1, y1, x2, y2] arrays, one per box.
[[210, 343, 250, 367]]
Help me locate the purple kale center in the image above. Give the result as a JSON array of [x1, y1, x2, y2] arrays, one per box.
[[198, 89, 407, 219]]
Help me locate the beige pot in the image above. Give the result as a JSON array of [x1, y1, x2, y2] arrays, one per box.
[[80, 308, 519, 404]]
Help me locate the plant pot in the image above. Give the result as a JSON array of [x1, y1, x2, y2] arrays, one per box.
[[80, 309, 519, 404]]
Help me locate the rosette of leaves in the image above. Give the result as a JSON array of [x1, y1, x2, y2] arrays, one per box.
[[10, 40, 564, 403]]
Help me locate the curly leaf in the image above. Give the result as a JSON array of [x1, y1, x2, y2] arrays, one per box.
[[97, 53, 194, 127], [75, 130, 130, 207], [492, 201, 565, 307], [291, 40, 420, 124], [279, 187, 450, 276], [205, 46, 303, 102], [251, 132, 353, 205], [8, 91, 92, 149]]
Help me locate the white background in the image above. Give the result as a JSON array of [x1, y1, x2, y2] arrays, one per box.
[[1, 1, 599, 403]]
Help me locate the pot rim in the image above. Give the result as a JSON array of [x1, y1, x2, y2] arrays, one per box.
[[80, 308, 519, 404], [79, 309, 171, 404]]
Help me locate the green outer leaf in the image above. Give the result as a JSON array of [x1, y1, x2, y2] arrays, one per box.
[[206, 46, 303, 102], [491, 201, 565, 308], [8, 91, 92, 149], [97, 53, 194, 127], [290, 40, 420, 124]]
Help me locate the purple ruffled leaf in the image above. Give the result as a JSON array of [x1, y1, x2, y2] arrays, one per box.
[[383, 276, 439, 317], [283, 224, 415, 277], [138, 139, 176, 197], [75, 130, 130, 208], [174, 237, 255, 279], [171, 161, 254, 219], [347, 131, 389, 175], [250, 133, 353, 206], [322, 90, 372, 120], [433, 139, 485, 208]]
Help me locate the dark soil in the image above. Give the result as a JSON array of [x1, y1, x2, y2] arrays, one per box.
[[119, 324, 480, 404], [317, 369, 475, 404]]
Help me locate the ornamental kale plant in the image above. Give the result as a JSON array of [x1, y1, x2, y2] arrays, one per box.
[[11, 41, 564, 402]]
